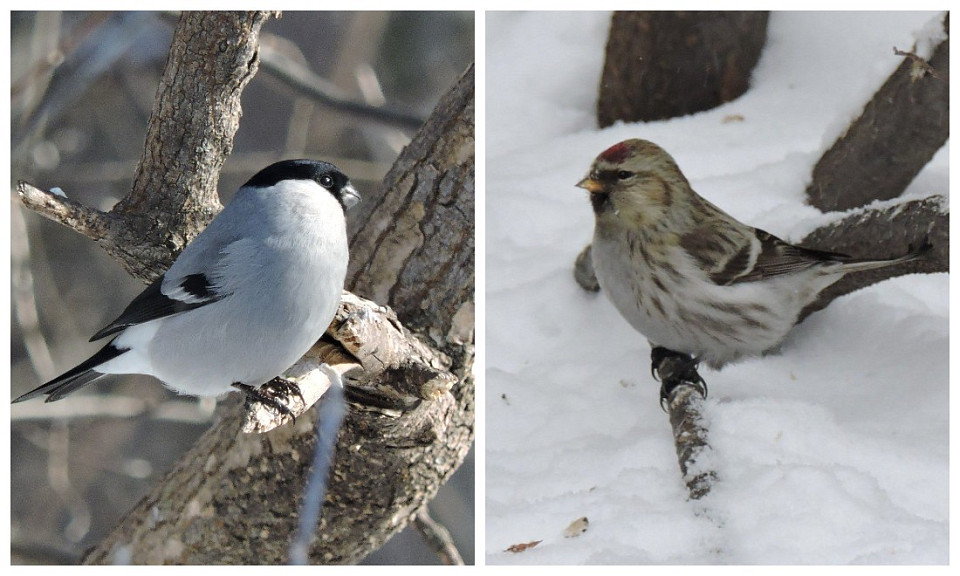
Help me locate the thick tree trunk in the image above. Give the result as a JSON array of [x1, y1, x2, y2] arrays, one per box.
[[806, 13, 949, 212], [597, 11, 769, 126], [346, 64, 475, 339]]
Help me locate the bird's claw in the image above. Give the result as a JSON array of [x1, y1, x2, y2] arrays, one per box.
[[650, 346, 672, 381], [233, 378, 304, 421], [650, 347, 708, 411], [658, 373, 708, 412]]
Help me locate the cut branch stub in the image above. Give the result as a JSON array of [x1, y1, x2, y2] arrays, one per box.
[[574, 244, 601, 293]]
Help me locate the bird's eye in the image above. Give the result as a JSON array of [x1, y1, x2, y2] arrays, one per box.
[[319, 175, 334, 188], [617, 170, 633, 180]]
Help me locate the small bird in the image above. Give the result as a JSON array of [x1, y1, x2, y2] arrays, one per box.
[[14, 159, 360, 409], [577, 138, 922, 399]]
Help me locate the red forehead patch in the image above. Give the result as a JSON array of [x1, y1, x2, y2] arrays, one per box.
[[599, 141, 630, 163]]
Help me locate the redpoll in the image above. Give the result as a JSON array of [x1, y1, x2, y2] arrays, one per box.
[[577, 138, 923, 399]]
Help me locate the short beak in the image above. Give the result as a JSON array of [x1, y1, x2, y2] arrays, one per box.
[[341, 184, 361, 209], [576, 176, 603, 194]]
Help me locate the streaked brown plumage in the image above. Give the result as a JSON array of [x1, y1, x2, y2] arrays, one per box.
[[578, 138, 921, 374]]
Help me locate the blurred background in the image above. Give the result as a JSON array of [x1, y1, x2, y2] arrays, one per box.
[[10, 10, 474, 565]]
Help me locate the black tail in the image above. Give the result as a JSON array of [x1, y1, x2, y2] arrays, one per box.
[[13, 342, 126, 403]]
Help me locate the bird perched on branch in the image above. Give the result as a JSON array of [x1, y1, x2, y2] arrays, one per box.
[[577, 138, 924, 401], [14, 159, 360, 413]]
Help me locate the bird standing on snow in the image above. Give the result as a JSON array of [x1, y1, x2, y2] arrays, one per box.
[[577, 138, 923, 401], [14, 159, 360, 411]]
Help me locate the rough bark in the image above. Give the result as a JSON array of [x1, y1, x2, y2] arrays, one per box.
[[664, 386, 716, 501], [347, 64, 475, 341], [16, 11, 475, 565], [806, 13, 949, 212], [597, 11, 769, 126]]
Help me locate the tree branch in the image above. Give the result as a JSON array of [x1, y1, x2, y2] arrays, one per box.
[[347, 63, 476, 339], [16, 181, 117, 243], [798, 195, 947, 321], [664, 385, 716, 501], [412, 506, 464, 565], [258, 39, 427, 131], [240, 291, 458, 434]]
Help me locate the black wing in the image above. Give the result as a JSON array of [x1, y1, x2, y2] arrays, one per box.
[[11, 340, 126, 403], [89, 272, 225, 341]]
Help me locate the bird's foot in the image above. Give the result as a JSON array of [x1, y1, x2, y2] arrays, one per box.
[[650, 347, 708, 410], [233, 378, 304, 420]]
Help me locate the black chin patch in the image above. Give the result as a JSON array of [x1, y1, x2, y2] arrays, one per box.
[[590, 192, 610, 213]]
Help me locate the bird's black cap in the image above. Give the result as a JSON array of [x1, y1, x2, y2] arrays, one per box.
[[242, 159, 358, 209], [243, 159, 348, 191]]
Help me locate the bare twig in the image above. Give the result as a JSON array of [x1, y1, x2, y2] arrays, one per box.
[[412, 506, 464, 565], [11, 203, 57, 382], [16, 181, 116, 243], [258, 37, 426, 131], [893, 47, 946, 81]]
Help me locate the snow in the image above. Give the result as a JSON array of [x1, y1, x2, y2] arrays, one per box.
[[484, 11, 948, 565]]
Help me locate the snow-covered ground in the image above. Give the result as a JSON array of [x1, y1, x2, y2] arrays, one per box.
[[484, 11, 948, 564]]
